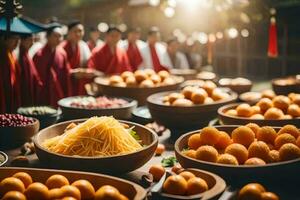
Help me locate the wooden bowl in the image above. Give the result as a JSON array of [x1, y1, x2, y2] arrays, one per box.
[[175, 126, 300, 184], [94, 76, 184, 106], [157, 168, 226, 200], [218, 103, 300, 126], [58, 96, 137, 120], [33, 119, 158, 174], [0, 151, 8, 166], [272, 76, 300, 95], [147, 90, 238, 131], [0, 167, 146, 200], [170, 69, 198, 80], [0, 119, 40, 150]]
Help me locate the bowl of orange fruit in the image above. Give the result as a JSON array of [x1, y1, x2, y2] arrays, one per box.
[[94, 69, 184, 105], [147, 83, 237, 130], [218, 93, 300, 126], [272, 75, 300, 95], [234, 183, 280, 200], [175, 124, 300, 182], [0, 167, 146, 200]]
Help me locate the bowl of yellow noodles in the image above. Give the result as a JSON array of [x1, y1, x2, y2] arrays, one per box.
[[33, 116, 158, 174]]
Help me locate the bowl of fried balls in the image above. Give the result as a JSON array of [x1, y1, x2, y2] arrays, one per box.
[[175, 124, 300, 182], [94, 69, 184, 105], [218, 93, 300, 126], [147, 82, 237, 130]]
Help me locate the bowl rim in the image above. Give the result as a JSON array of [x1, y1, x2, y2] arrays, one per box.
[[147, 90, 238, 108], [175, 125, 300, 169], [272, 75, 300, 86], [218, 103, 300, 122], [0, 151, 8, 166], [94, 75, 184, 89], [0, 116, 39, 128], [0, 167, 147, 200], [132, 106, 152, 120], [33, 118, 158, 160], [17, 106, 60, 117], [57, 95, 138, 111]]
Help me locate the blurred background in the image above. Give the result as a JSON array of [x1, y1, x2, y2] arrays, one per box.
[[22, 0, 300, 79]]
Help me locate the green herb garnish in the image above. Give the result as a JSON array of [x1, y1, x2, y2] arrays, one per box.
[[129, 129, 141, 142], [161, 156, 177, 167]]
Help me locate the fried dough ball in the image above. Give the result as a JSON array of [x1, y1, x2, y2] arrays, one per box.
[[244, 157, 266, 165], [217, 154, 239, 165], [191, 88, 208, 104], [225, 109, 238, 117], [134, 70, 148, 83], [274, 133, 296, 149], [182, 86, 196, 99], [225, 143, 248, 164], [264, 108, 284, 120], [268, 150, 280, 163], [279, 143, 300, 161], [231, 126, 255, 148], [256, 98, 273, 113], [172, 98, 193, 106], [214, 131, 232, 149], [168, 92, 185, 104], [188, 134, 202, 150], [183, 150, 197, 159], [272, 95, 291, 111], [202, 81, 217, 96], [200, 127, 221, 145], [248, 141, 270, 162], [287, 104, 300, 117], [121, 71, 134, 81], [245, 123, 261, 137], [256, 126, 277, 144], [236, 104, 253, 117], [140, 79, 154, 88], [278, 125, 299, 139]]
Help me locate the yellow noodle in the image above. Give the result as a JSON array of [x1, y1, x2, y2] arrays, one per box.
[[42, 116, 142, 157]]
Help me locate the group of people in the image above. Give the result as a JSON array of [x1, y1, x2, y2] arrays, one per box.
[[0, 20, 200, 113]]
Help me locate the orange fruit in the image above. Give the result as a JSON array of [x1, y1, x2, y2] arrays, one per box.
[[2, 191, 26, 200], [186, 177, 208, 195], [214, 131, 232, 149], [236, 103, 253, 117], [0, 177, 25, 196], [182, 86, 196, 99], [179, 171, 196, 181], [59, 185, 81, 199], [163, 175, 187, 195], [256, 98, 273, 113], [188, 133, 202, 150], [251, 106, 261, 115], [256, 126, 277, 144], [183, 149, 196, 159], [225, 143, 248, 164], [24, 182, 49, 200], [12, 172, 33, 188], [195, 145, 218, 163], [217, 154, 239, 165], [250, 114, 264, 119], [278, 125, 299, 139], [287, 104, 300, 117], [168, 92, 185, 104], [155, 144, 165, 155], [72, 180, 95, 200], [248, 141, 270, 161], [297, 136, 300, 148], [264, 108, 284, 120], [149, 164, 165, 182], [172, 98, 193, 106], [46, 174, 70, 189], [274, 133, 296, 149], [238, 183, 266, 200], [244, 157, 266, 165], [279, 143, 300, 161], [202, 81, 216, 96], [49, 188, 63, 199], [95, 185, 121, 200], [225, 109, 237, 117], [261, 192, 279, 200], [232, 126, 255, 148], [268, 150, 280, 163], [272, 95, 291, 111], [200, 127, 220, 145], [245, 123, 261, 137], [191, 88, 208, 104]]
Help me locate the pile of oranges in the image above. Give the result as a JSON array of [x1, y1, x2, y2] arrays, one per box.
[[184, 124, 300, 165], [225, 93, 300, 119], [108, 69, 177, 88], [238, 183, 279, 200], [0, 172, 128, 200], [163, 81, 231, 106], [163, 171, 209, 196]]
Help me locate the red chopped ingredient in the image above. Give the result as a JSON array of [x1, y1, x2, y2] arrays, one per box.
[[0, 114, 35, 127]]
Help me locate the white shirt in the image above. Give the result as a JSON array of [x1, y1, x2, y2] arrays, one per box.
[[161, 51, 190, 69], [139, 42, 166, 69], [78, 40, 91, 66]]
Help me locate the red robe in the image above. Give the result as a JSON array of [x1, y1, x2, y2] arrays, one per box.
[[149, 44, 168, 72], [60, 40, 87, 95], [87, 40, 96, 51], [0, 48, 21, 113], [19, 47, 43, 106], [127, 42, 143, 71], [33, 44, 71, 107], [88, 43, 132, 74]]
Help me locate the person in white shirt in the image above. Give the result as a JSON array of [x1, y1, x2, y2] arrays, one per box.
[[140, 27, 167, 71], [161, 37, 189, 69]]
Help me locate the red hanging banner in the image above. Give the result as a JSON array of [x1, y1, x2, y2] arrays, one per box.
[[268, 17, 278, 58]]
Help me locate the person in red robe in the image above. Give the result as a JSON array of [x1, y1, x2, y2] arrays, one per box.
[[88, 26, 132, 74], [0, 34, 21, 113], [33, 26, 71, 107], [120, 27, 144, 71], [87, 27, 104, 51], [18, 34, 43, 106], [60, 21, 91, 95], [140, 27, 168, 72]]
